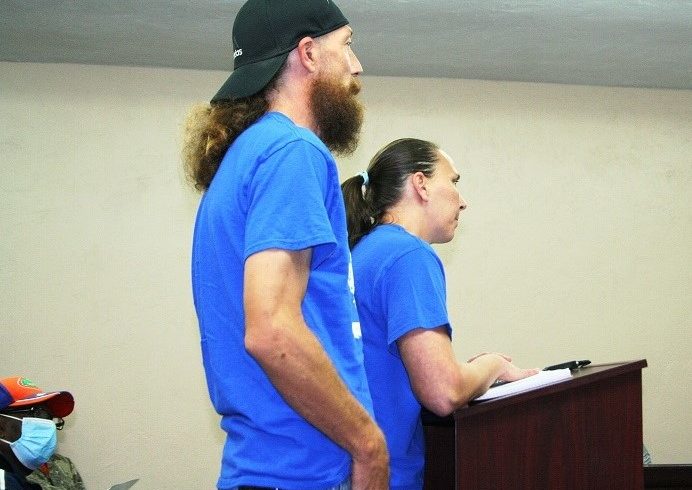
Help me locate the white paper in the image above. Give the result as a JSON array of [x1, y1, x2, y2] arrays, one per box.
[[108, 479, 139, 490], [474, 368, 572, 401]]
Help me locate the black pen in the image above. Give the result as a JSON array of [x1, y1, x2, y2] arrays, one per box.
[[543, 360, 591, 371]]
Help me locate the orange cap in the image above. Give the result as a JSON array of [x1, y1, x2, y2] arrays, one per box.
[[0, 377, 74, 417]]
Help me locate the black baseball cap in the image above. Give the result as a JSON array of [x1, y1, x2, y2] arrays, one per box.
[[211, 0, 349, 102]]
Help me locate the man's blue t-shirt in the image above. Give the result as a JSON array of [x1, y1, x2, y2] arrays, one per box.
[[352, 224, 450, 490], [191, 112, 372, 490]]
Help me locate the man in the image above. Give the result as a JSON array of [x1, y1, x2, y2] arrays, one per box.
[[182, 1, 388, 489], [0, 376, 83, 490]]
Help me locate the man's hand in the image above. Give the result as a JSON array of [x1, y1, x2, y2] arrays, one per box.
[[350, 423, 389, 490]]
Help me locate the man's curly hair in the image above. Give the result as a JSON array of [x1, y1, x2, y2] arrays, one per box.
[[182, 94, 269, 191]]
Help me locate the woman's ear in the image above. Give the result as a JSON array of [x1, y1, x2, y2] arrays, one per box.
[[411, 172, 430, 202]]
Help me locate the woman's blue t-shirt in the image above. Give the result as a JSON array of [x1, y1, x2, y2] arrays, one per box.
[[352, 224, 450, 490]]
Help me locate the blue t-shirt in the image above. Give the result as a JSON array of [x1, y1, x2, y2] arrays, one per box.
[[191, 112, 372, 490], [352, 224, 450, 490]]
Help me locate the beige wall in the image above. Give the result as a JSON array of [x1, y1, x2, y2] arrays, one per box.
[[1, 61, 690, 488]]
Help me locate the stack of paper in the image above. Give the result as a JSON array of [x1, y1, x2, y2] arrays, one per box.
[[474, 368, 572, 402]]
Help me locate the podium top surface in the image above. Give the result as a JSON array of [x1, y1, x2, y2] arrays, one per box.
[[455, 359, 647, 419]]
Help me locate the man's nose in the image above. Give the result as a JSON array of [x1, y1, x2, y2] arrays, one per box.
[[350, 52, 363, 76]]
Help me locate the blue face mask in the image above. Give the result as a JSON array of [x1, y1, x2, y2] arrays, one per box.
[[1, 416, 58, 470]]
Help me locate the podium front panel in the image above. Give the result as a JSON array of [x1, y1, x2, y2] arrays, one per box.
[[424, 360, 646, 490]]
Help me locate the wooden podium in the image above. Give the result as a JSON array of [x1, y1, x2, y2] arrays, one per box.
[[423, 360, 647, 489]]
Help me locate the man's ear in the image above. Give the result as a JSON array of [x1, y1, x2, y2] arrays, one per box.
[[411, 172, 429, 202], [296, 36, 318, 73]]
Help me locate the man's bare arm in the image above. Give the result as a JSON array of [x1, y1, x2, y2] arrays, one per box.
[[244, 248, 388, 489]]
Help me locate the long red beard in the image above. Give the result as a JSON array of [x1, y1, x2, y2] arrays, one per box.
[[309, 74, 364, 156]]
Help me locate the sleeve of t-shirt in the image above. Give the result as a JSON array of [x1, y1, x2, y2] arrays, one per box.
[[244, 139, 336, 260], [381, 246, 450, 350]]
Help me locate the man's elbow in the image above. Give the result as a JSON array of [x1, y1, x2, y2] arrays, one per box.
[[244, 319, 280, 361]]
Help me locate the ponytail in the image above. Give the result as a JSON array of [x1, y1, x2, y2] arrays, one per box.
[[341, 173, 373, 249]]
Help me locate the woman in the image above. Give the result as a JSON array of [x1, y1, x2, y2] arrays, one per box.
[[342, 138, 537, 490]]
